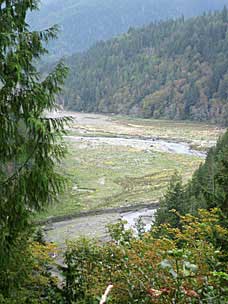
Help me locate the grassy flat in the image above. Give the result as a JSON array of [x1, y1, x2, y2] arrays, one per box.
[[37, 112, 224, 220]]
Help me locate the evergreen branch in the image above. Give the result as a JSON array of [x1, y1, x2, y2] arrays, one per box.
[[1, 140, 39, 186]]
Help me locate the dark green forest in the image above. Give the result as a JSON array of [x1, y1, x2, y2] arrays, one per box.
[[64, 9, 228, 125]]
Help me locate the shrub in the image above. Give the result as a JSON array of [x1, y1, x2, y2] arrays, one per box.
[[63, 209, 228, 303]]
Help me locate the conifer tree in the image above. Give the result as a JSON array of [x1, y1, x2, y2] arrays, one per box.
[[215, 133, 228, 218], [154, 173, 185, 228], [0, 0, 68, 295]]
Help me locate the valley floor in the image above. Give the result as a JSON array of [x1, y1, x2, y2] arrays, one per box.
[[39, 112, 225, 221]]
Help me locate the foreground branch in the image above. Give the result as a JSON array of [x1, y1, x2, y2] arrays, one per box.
[[100, 285, 114, 304]]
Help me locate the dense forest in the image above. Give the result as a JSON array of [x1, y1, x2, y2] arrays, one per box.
[[29, 0, 228, 60], [64, 9, 228, 125]]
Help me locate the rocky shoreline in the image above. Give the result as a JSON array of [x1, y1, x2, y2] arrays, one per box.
[[44, 203, 159, 246]]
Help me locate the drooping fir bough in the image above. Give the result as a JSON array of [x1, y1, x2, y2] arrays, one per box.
[[0, 0, 68, 295]]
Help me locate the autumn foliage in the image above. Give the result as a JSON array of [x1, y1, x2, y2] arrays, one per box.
[[63, 209, 228, 303]]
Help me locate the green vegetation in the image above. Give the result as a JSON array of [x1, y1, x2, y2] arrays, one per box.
[[62, 209, 228, 303], [0, 241, 63, 304], [39, 143, 201, 219], [0, 0, 68, 300], [64, 9, 228, 125]]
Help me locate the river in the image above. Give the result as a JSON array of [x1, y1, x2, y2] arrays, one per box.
[[66, 135, 206, 157]]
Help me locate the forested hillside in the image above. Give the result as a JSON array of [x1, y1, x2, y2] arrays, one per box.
[[30, 0, 228, 60], [63, 9, 228, 125]]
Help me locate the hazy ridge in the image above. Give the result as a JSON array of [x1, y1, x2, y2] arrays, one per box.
[[29, 0, 228, 59]]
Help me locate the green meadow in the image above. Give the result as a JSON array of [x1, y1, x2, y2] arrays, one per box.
[[37, 113, 224, 220]]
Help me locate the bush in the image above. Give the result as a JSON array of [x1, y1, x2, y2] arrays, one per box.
[[0, 242, 63, 304], [63, 209, 228, 303]]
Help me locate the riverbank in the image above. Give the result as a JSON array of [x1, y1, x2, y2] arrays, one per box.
[[39, 202, 159, 225], [45, 204, 158, 246]]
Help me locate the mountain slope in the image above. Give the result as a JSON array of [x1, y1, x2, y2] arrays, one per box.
[[63, 9, 228, 125], [29, 0, 228, 59]]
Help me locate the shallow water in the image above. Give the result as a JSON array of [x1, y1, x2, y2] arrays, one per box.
[[66, 135, 205, 157], [122, 208, 156, 232]]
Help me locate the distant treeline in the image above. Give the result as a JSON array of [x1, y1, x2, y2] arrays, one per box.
[[63, 8, 228, 125]]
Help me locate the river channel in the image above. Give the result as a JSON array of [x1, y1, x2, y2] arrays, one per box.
[[66, 135, 206, 157], [46, 206, 157, 247]]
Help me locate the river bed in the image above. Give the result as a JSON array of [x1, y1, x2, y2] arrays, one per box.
[[46, 207, 157, 247], [65, 135, 206, 157]]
